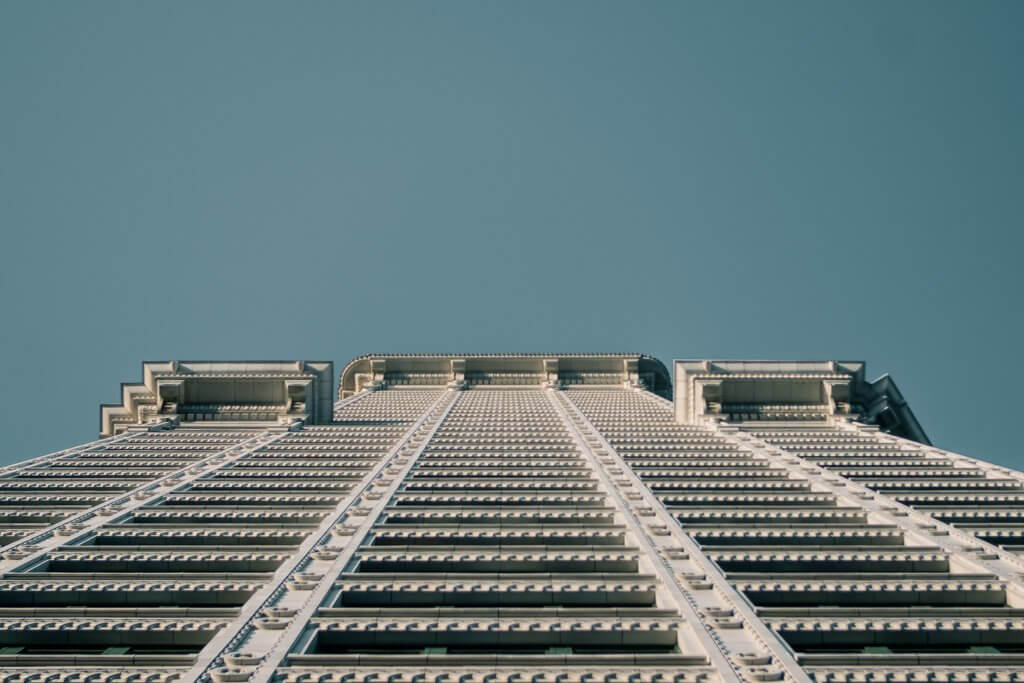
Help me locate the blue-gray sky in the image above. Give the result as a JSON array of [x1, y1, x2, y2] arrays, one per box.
[[1, 2, 1022, 467]]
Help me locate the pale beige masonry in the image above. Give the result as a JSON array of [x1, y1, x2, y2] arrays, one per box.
[[100, 361, 335, 436], [1, 355, 1021, 683]]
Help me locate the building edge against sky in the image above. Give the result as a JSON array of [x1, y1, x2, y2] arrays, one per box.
[[0, 353, 1022, 683], [97, 355, 924, 442]]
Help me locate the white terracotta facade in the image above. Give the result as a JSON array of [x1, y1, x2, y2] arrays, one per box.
[[0, 354, 1020, 683]]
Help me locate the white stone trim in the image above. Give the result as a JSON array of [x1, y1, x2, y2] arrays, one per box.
[[0, 429, 284, 570], [187, 388, 458, 682], [549, 389, 807, 683]]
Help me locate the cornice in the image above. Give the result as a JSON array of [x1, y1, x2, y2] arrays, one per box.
[[673, 359, 930, 443], [99, 361, 334, 436], [338, 353, 672, 400]]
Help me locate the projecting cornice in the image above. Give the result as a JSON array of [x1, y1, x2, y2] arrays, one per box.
[[99, 360, 334, 436], [338, 353, 672, 398], [674, 359, 929, 443]]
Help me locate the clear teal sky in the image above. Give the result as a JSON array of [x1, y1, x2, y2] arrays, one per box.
[[1, 2, 1021, 467]]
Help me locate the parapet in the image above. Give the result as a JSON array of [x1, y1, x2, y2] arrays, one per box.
[[338, 353, 672, 399], [674, 359, 929, 443], [99, 361, 333, 435]]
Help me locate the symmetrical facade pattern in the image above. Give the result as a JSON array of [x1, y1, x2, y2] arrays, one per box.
[[0, 355, 1021, 683]]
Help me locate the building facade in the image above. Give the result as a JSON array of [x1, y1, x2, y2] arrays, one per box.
[[0, 354, 1022, 683]]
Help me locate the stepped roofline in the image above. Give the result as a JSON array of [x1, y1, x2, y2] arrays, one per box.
[[674, 359, 929, 443], [339, 353, 672, 399], [99, 360, 334, 436]]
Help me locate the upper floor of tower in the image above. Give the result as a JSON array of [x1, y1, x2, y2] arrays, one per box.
[[97, 354, 926, 444]]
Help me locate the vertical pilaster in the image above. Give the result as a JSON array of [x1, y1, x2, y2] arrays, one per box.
[[191, 388, 460, 683], [549, 389, 810, 683], [715, 424, 1024, 586], [0, 428, 141, 476], [0, 428, 284, 569]]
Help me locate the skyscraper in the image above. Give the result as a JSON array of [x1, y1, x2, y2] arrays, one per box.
[[1, 354, 1020, 683]]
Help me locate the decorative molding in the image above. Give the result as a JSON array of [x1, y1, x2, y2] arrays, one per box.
[[339, 354, 671, 399], [673, 360, 929, 443], [100, 361, 334, 436]]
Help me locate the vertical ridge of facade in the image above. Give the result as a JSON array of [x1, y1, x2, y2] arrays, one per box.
[[0, 355, 1020, 683]]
